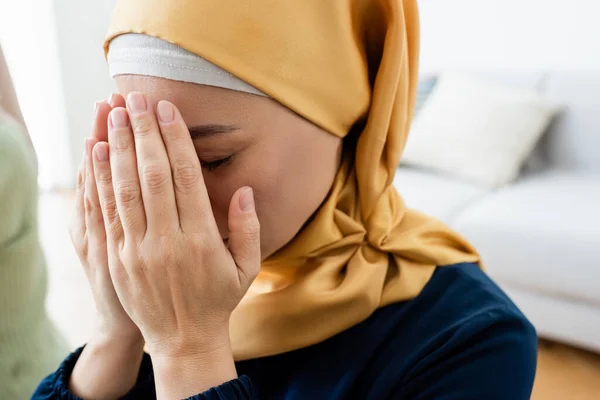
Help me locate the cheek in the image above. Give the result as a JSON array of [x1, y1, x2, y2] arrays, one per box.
[[202, 174, 237, 237], [248, 140, 339, 257], [201, 134, 340, 258], [203, 162, 279, 229], [202, 163, 279, 239], [201, 155, 297, 256]]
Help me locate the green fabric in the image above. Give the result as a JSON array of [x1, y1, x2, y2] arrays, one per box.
[[0, 119, 69, 399]]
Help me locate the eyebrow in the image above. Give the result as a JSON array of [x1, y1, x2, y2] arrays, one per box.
[[188, 124, 239, 139]]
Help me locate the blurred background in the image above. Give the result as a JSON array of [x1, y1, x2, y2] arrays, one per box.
[[0, 0, 598, 399]]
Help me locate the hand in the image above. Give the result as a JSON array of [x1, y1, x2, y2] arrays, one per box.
[[70, 95, 141, 342], [69, 95, 145, 399], [92, 92, 261, 398]]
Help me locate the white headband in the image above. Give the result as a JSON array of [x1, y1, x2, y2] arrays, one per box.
[[107, 33, 268, 97]]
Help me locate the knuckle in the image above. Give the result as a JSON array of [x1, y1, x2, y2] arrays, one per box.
[[85, 162, 94, 178], [243, 218, 261, 243], [93, 212, 105, 226], [101, 197, 119, 220], [107, 218, 123, 237], [83, 194, 96, 216], [173, 161, 201, 193], [112, 133, 132, 152], [142, 164, 170, 194], [188, 233, 216, 257], [133, 119, 155, 137], [121, 247, 145, 274], [121, 244, 137, 262], [96, 169, 113, 185], [115, 180, 141, 205]]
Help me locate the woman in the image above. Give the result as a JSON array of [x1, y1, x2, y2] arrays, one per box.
[[0, 44, 69, 399], [34, 0, 537, 399]]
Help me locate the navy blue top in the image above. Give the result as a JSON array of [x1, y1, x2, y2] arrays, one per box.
[[33, 263, 537, 399]]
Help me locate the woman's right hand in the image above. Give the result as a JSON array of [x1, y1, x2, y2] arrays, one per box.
[[69, 95, 146, 399]]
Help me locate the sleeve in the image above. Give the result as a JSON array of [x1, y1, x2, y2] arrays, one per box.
[[0, 120, 36, 245], [391, 308, 538, 400], [31, 347, 156, 399], [32, 347, 254, 400], [185, 376, 253, 400]]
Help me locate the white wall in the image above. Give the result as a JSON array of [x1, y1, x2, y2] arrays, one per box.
[[51, 0, 117, 186], [9, 0, 599, 187], [418, 0, 600, 73], [0, 0, 72, 188], [1, 0, 116, 188]]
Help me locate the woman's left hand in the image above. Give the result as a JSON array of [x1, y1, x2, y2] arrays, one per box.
[[91, 92, 261, 399]]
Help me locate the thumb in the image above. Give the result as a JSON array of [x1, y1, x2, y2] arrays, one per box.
[[228, 187, 261, 287]]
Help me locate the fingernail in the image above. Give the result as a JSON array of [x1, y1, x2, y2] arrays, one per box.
[[108, 93, 116, 107], [239, 187, 255, 212], [127, 92, 147, 114], [94, 144, 109, 162], [110, 108, 129, 128], [157, 101, 174, 123]]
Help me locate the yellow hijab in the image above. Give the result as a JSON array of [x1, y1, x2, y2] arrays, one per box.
[[105, 0, 480, 361]]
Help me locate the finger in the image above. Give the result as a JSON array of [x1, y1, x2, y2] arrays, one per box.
[[228, 187, 261, 287], [107, 107, 147, 237], [156, 100, 214, 233], [71, 142, 87, 239], [92, 141, 124, 245], [83, 138, 108, 242], [84, 138, 104, 232], [126, 92, 178, 234], [109, 93, 126, 108], [91, 101, 112, 142]]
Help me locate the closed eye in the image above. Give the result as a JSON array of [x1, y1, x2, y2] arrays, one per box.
[[200, 155, 233, 172]]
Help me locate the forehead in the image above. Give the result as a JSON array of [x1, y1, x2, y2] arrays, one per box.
[[113, 75, 270, 124]]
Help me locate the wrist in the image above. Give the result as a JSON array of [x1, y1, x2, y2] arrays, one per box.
[[153, 347, 237, 400], [151, 330, 237, 400], [69, 330, 146, 399], [146, 321, 231, 359], [90, 328, 145, 353], [94, 319, 144, 347]]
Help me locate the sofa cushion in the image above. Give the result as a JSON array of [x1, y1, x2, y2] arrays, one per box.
[[453, 171, 600, 305], [540, 72, 600, 173], [393, 167, 489, 223], [402, 72, 560, 187]]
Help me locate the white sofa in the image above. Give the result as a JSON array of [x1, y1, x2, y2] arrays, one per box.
[[394, 71, 600, 352]]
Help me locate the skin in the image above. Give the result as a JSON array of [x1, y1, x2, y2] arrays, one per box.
[[69, 77, 342, 399], [115, 75, 342, 259]]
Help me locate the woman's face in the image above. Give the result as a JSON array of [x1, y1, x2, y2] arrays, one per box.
[[114, 75, 343, 259]]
